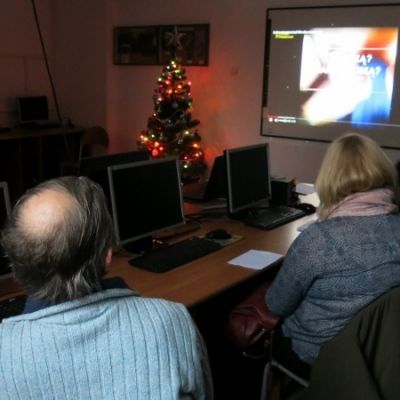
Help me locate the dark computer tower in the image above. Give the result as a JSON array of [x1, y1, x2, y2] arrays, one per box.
[[270, 179, 297, 206]]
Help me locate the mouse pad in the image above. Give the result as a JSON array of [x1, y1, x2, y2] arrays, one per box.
[[201, 234, 242, 248]]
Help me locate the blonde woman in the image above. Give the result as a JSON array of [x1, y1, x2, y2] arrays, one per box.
[[266, 133, 400, 365]]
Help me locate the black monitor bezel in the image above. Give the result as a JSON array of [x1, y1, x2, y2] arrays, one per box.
[[225, 143, 272, 215], [17, 95, 49, 124], [79, 150, 150, 176], [107, 157, 185, 246], [0, 181, 12, 280], [0, 182, 11, 219], [79, 151, 150, 216]]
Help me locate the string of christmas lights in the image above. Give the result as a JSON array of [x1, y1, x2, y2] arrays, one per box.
[[138, 59, 206, 182]]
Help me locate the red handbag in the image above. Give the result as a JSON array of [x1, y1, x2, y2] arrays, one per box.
[[226, 281, 281, 358]]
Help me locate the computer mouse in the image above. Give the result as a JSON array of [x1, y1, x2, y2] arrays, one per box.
[[293, 202, 316, 215], [206, 228, 232, 240]]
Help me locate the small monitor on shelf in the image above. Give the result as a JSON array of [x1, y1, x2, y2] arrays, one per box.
[[17, 96, 49, 125], [224, 143, 271, 216], [0, 181, 12, 278], [108, 157, 185, 249], [79, 151, 150, 214]]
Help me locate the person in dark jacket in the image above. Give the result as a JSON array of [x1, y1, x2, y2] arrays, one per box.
[[301, 286, 400, 400]]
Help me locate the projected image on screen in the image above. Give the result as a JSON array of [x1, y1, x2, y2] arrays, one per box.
[[261, 4, 400, 148], [300, 27, 398, 127]]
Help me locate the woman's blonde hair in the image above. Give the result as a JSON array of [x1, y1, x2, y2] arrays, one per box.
[[315, 133, 399, 220]]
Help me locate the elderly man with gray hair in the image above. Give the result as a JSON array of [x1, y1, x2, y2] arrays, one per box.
[[0, 176, 213, 400]]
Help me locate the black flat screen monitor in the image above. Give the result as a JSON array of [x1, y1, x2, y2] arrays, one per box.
[[225, 143, 271, 215], [262, 4, 400, 149], [108, 158, 185, 246], [182, 154, 227, 201], [0, 182, 11, 277], [203, 155, 227, 200], [79, 151, 150, 213], [17, 96, 49, 124]]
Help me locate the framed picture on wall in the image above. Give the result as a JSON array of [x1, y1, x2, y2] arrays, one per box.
[[159, 24, 209, 66], [114, 24, 209, 66], [114, 26, 159, 65]]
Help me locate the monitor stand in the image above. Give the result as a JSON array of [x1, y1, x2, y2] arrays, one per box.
[[121, 221, 202, 256]]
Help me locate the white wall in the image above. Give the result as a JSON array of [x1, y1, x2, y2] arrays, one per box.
[[53, 0, 108, 127], [103, 0, 271, 165], [0, 0, 55, 125], [97, 0, 400, 181], [1, 0, 400, 183]]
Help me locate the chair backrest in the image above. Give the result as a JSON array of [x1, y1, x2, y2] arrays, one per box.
[[80, 126, 109, 158], [301, 286, 400, 400], [59, 126, 109, 177]]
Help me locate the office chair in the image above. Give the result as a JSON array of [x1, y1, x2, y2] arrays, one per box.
[[60, 126, 109, 176], [79, 126, 109, 158], [225, 279, 308, 400], [260, 330, 310, 400]]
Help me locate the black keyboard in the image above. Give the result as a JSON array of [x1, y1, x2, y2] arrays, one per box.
[[243, 205, 306, 230], [129, 236, 222, 273], [0, 295, 26, 322]]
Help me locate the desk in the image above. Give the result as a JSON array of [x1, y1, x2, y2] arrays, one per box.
[[108, 196, 318, 308], [0, 127, 84, 202], [0, 195, 318, 400], [0, 195, 318, 307]]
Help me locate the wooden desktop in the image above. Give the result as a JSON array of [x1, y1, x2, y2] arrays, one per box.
[[107, 194, 317, 308], [0, 194, 318, 308]]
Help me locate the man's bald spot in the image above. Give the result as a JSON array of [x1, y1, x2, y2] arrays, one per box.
[[20, 189, 76, 237]]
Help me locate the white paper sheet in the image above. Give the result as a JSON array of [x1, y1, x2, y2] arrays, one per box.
[[228, 249, 283, 270], [295, 183, 315, 195]]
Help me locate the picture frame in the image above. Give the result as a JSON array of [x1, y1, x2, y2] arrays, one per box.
[[113, 24, 209, 66], [114, 26, 159, 65], [159, 24, 209, 66]]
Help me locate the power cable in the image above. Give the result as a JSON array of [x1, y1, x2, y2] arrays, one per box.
[[30, 0, 62, 121]]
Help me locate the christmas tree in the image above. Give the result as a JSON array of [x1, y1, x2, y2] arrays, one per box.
[[138, 59, 207, 182]]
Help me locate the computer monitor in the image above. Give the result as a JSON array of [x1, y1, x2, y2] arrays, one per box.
[[17, 96, 49, 124], [79, 151, 150, 213], [0, 182, 11, 278], [182, 154, 227, 201], [108, 158, 185, 247], [225, 143, 271, 215]]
